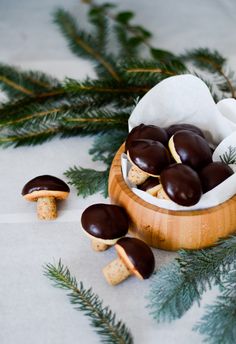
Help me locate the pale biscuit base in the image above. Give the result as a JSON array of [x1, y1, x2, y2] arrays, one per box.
[[157, 187, 170, 200], [146, 183, 162, 197], [37, 196, 57, 220], [168, 135, 182, 163], [103, 257, 131, 286], [128, 165, 149, 185], [24, 190, 69, 202]]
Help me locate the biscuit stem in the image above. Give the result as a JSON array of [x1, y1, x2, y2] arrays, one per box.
[[103, 257, 131, 285], [37, 196, 57, 220], [91, 238, 109, 251], [128, 165, 149, 185]]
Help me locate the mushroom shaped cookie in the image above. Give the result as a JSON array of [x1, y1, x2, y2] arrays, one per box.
[[166, 123, 205, 138], [125, 123, 168, 151], [127, 139, 170, 185], [169, 130, 212, 170], [103, 237, 155, 286], [81, 204, 129, 252], [159, 164, 202, 206], [138, 176, 161, 196], [22, 175, 70, 220], [199, 162, 234, 193]]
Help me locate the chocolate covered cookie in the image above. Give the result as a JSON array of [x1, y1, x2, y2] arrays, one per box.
[[127, 139, 170, 184], [125, 123, 168, 151], [166, 123, 205, 138], [160, 163, 202, 206], [169, 130, 212, 170], [199, 162, 234, 193]]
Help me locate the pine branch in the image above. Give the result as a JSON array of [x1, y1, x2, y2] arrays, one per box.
[[64, 78, 150, 108], [64, 166, 109, 197], [0, 127, 60, 147], [88, 4, 109, 52], [0, 63, 60, 99], [62, 109, 129, 134], [44, 260, 133, 344], [89, 130, 127, 165], [220, 146, 236, 165], [148, 235, 236, 323], [53, 9, 121, 81], [194, 269, 236, 344], [183, 48, 236, 98], [119, 59, 187, 87]]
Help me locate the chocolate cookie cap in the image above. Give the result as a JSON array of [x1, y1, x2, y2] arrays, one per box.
[[170, 130, 212, 170], [22, 175, 70, 195], [166, 123, 205, 138], [125, 124, 168, 151], [128, 139, 170, 175], [81, 204, 129, 240], [160, 163, 202, 206], [116, 237, 155, 279], [199, 162, 234, 193]]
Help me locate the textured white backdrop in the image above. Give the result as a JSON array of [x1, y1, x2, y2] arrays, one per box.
[[0, 1, 235, 343]]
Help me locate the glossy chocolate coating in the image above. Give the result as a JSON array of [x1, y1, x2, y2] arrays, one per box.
[[22, 175, 70, 195], [81, 204, 129, 239], [116, 237, 155, 279], [166, 123, 205, 138], [138, 177, 160, 191], [160, 164, 202, 206], [172, 130, 212, 170], [125, 124, 168, 151], [128, 139, 170, 175], [199, 162, 234, 193]]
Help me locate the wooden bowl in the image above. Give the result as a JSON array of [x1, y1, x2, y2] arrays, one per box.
[[108, 144, 236, 251]]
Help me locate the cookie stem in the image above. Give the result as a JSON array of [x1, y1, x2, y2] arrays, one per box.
[[37, 196, 57, 220], [103, 257, 131, 285], [91, 238, 109, 251]]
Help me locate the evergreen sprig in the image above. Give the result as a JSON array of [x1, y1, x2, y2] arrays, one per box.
[[0, 63, 61, 99], [183, 48, 236, 98], [194, 268, 236, 344], [53, 8, 121, 81], [64, 166, 110, 197], [148, 235, 236, 323], [220, 146, 236, 164], [44, 260, 133, 344]]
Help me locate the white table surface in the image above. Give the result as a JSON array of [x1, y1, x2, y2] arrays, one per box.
[[1, 1, 236, 343]]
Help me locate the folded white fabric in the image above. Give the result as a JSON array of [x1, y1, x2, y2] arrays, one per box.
[[122, 75, 236, 211]]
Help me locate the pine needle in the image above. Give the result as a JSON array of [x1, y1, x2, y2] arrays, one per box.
[[148, 235, 236, 322], [44, 260, 133, 344], [64, 166, 110, 197], [193, 269, 236, 344]]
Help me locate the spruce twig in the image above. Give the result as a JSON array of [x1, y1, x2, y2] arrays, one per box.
[[194, 269, 236, 344], [220, 146, 236, 164], [64, 166, 110, 197], [53, 9, 121, 81], [0, 63, 60, 99], [183, 48, 236, 98], [148, 235, 236, 322], [44, 260, 133, 344]]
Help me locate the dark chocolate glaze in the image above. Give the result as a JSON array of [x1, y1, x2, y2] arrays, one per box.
[[128, 139, 170, 175], [138, 177, 160, 191], [172, 130, 212, 170], [81, 204, 129, 239], [166, 123, 205, 138], [116, 237, 155, 279], [125, 124, 168, 151], [199, 162, 234, 193], [160, 163, 202, 206], [22, 175, 70, 195]]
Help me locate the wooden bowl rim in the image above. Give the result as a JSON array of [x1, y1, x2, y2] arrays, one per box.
[[110, 143, 236, 217]]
